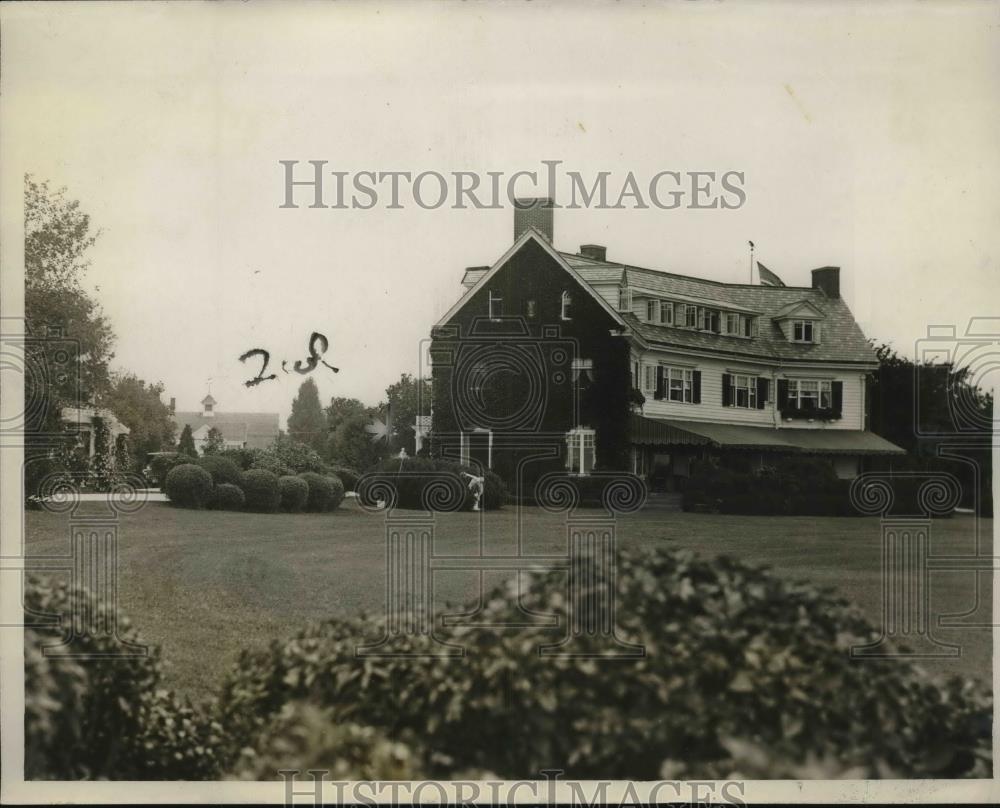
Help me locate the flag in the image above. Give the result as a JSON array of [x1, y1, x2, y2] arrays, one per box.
[[757, 262, 786, 287]]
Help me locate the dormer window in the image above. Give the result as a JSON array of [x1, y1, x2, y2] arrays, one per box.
[[660, 301, 673, 325], [489, 290, 503, 320], [561, 291, 572, 321], [646, 299, 659, 322], [792, 320, 814, 343]]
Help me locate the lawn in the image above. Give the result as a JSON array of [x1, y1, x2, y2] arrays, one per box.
[[23, 499, 993, 704]]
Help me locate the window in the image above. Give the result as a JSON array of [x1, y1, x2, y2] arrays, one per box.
[[526, 299, 537, 318], [792, 320, 814, 343], [572, 357, 594, 382], [618, 287, 632, 312], [743, 316, 755, 338], [489, 290, 503, 320], [566, 428, 596, 475], [646, 299, 659, 322], [685, 305, 698, 328], [643, 364, 655, 392], [787, 379, 832, 411], [657, 366, 694, 403], [699, 308, 721, 333], [730, 374, 758, 408], [725, 313, 740, 335], [561, 291, 572, 321], [660, 301, 673, 325], [631, 360, 639, 388]]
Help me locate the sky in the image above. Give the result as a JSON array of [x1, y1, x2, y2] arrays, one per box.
[[2, 1, 998, 427]]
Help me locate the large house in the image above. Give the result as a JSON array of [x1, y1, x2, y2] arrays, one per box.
[[428, 200, 904, 491], [171, 394, 279, 454]]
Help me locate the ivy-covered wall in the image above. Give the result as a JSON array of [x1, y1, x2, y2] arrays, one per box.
[[431, 238, 630, 486]]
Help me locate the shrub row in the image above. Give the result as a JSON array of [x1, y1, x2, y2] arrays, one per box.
[[358, 457, 507, 511], [164, 462, 345, 514], [682, 457, 957, 517]]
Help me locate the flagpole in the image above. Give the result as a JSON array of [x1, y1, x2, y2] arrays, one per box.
[[748, 241, 755, 284]]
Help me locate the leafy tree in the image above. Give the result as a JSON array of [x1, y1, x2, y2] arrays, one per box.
[[203, 427, 225, 455], [287, 378, 327, 454], [25, 175, 114, 410], [869, 342, 993, 513], [324, 396, 367, 435], [24, 176, 115, 498], [384, 374, 432, 455], [101, 373, 176, 466], [114, 434, 132, 473], [177, 424, 197, 457], [327, 413, 387, 471]]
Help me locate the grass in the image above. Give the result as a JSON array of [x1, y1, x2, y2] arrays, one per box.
[[24, 499, 992, 704]]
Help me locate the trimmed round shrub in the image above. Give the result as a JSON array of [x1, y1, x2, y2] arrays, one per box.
[[329, 465, 360, 492], [241, 469, 281, 513], [217, 546, 991, 780], [299, 471, 334, 512], [196, 455, 243, 487], [164, 464, 214, 509], [150, 452, 188, 490], [324, 475, 346, 511], [208, 483, 246, 511], [278, 475, 309, 513], [25, 576, 224, 779]]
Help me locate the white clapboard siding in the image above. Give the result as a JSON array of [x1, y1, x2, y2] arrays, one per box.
[[635, 350, 866, 431]]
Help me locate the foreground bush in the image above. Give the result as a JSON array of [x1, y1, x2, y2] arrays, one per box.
[[217, 546, 991, 779], [207, 483, 246, 511], [299, 472, 335, 512], [164, 464, 214, 509], [241, 469, 280, 513], [278, 475, 309, 513], [196, 455, 243, 488], [25, 577, 223, 779]]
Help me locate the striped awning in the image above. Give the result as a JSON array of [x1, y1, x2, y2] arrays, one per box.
[[630, 415, 905, 456]]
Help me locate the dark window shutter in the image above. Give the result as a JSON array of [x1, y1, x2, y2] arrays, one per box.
[[654, 366, 665, 400], [692, 370, 702, 404], [721, 373, 732, 406], [832, 380, 843, 416], [757, 377, 769, 409], [777, 379, 789, 413]]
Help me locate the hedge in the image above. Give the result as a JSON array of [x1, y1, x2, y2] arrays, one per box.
[[325, 475, 346, 510], [298, 472, 335, 512], [164, 464, 214, 509], [24, 577, 223, 779], [196, 455, 243, 488], [241, 469, 281, 513], [682, 457, 958, 517], [208, 483, 246, 511], [359, 457, 507, 511], [216, 545, 991, 779], [278, 475, 309, 513], [329, 465, 360, 492]]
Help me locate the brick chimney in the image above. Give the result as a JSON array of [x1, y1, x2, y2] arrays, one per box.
[[513, 197, 554, 243], [811, 266, 840, 299], [580, 244, 607, 262]]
